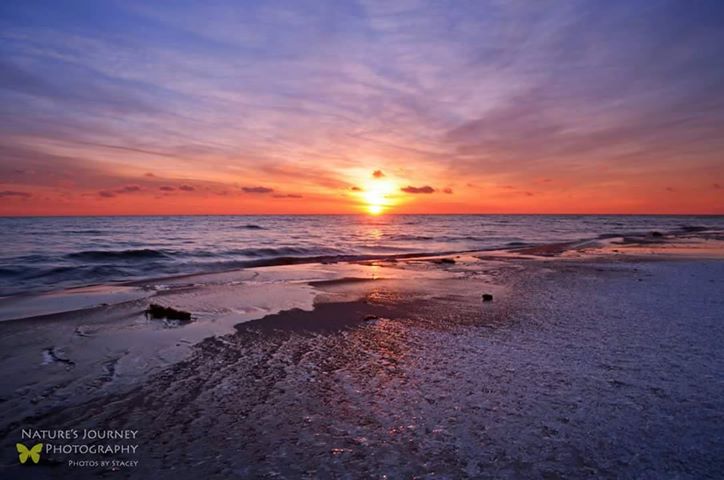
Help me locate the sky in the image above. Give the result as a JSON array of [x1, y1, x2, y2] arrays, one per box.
[[1, 0, 723, 215]]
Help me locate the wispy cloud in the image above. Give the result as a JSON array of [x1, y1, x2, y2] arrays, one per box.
[[0, 190, 32, 198], [0, 0, 722, 214]]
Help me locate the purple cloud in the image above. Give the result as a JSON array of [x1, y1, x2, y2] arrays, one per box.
[[1, 1, 723, 215], [96, 185, 142, 198], [159, 186, 175, 191], [242, 186, 274, 194], [178, 184, 195, 191], [401, 185, 435, 194], [0, 190, 31, 198], [117, 185, 141, 193], [443, 187, 453, 194]]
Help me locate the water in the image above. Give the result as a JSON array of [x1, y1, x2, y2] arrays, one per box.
[[0, 215, 722, 296]]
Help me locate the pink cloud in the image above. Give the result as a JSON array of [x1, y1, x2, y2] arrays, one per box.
[[401, 185, 435, 194], [242, 186, 274, 194]]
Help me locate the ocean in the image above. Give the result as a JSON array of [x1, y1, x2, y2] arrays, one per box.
[[1, 214, 722, 297]]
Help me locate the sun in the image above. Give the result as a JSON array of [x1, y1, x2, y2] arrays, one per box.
[[361, 179, 396, 215], [367, 204, 383, 215]]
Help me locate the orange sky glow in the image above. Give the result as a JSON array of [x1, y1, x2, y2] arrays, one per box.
[[1, 2, 723, 216]]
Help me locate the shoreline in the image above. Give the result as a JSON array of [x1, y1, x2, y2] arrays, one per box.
[[2, 224, 722, 322], [2, 222, 722, 301], [0, 232, 722, 478]]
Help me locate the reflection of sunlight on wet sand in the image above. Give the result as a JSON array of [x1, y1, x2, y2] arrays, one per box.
[[361, 315, 406, 385]]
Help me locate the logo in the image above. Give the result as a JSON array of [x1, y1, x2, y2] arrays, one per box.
[[17, 443, 43, 464], [16, 428, 141, 469]]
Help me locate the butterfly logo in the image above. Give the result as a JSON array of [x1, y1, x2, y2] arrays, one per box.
[[16, 443, 43, 464]]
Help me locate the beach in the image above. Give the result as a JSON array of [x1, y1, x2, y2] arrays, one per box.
[[1, 226, 723, 479], [4, 0, 724, 476]]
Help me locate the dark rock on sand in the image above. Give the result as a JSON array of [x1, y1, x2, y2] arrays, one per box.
[[146, 303, 192, 322], [482, 294, 493, 302]]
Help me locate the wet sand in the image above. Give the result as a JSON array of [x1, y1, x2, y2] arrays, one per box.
[[0, 231, 723, 479]]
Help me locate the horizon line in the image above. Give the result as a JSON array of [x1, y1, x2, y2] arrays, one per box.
[[2, 212, 723, 219]]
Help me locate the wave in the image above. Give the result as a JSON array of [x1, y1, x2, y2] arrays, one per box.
[[63, 229, 107, 235], [506, 241, 529, 247], [679, 225, 707, 233], [225, 246, 344, 258], [66, 249, 171, 261], [0, 266, 24, 276], [191, 250, 445, 272], [2, 215, 722, 298], [387, 234, 434, 241]]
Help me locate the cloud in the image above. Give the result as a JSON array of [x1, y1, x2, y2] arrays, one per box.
[[242, 186, 274, 194], [372, 170, 385, 178], [443, 187, 453, 194], [154, 184, 198, 193], [714, 183, 722, 189], [0, 58, 162, 115], [350, 186, 362, 191], [273, 193, 303, 198], [97, 185, 142, 198], [1, 1, 723, 214], [0, 145, 121, 190], [0, 190, 32, 198], [401, 185, 435, 194]]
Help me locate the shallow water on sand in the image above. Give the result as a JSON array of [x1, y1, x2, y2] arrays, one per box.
[[1, 214, 722, 295]]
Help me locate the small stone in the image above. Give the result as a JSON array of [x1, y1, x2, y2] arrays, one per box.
[[482, 294, 493, 302], [146, 303, 192, 322], [651, 231, 663, 237], [435, 258, 456, 264]]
